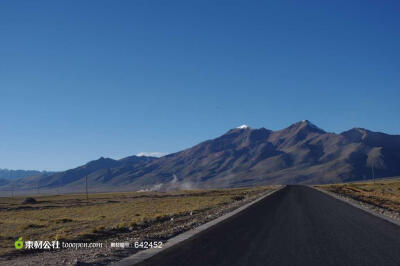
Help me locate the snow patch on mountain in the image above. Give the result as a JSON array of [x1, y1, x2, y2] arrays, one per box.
[[237, 125, 249, 129], [137, 152, 165, 157]]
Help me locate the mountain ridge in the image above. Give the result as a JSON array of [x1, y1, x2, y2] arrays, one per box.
[[1, 121, 399, 194]]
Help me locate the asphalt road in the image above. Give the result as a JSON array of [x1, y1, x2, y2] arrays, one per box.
[[138, 185, 400, 266]]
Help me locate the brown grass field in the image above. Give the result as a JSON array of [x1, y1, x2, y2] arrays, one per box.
[[0, 186, 273, 257], [317, 177, 400, 212]]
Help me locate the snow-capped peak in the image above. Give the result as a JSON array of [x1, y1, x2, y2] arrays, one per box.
[[237, 124, 249, 129]]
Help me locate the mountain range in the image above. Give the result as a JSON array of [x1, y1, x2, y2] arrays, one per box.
[[0, 169, 54, 186], [1, 120, 399, 194], [0, 169, 45, 180]]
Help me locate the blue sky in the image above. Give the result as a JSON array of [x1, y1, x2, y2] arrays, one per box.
[[0, 0, 399, 171]]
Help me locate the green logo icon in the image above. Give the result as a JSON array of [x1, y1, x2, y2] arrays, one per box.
[[14, 237, 23, 249]]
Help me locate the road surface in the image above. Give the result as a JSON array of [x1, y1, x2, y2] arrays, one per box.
[[138, 185, 400, 266]]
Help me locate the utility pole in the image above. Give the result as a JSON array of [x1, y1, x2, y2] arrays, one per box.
[[371, 161, 375, 184], [85, 176, 89, 205]]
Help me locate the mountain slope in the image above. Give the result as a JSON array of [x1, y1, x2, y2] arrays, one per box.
[[6, 156, 157, 193], [1, 121, 400, 194]]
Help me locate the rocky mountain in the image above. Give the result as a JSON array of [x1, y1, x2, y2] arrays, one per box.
[[1, 120, 400, 194], [123, 120, 400, 189]]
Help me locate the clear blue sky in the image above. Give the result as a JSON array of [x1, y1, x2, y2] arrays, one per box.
[[1, 0, 399, 171]]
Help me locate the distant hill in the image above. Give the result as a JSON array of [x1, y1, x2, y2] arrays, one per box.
[[1, 120, 400, 194], [0, 169, 55, 188], [6, 155, 157, 192], [0, 169, 53, 180]]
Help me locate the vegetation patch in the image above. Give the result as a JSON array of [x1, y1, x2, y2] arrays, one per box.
[[231, 195, 245, 201], [316, 177, 400, 212], [22, 197, 37, 204], [54, 218, 74, 224]]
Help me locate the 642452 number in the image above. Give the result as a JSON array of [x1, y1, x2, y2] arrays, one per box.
[[134, 241, 163, 249]]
